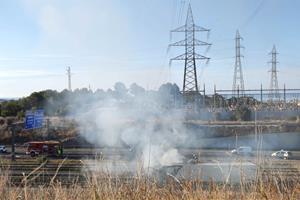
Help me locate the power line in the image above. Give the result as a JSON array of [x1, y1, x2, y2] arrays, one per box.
[[241, 0, 268, 29], [178, 0, 186, 24]]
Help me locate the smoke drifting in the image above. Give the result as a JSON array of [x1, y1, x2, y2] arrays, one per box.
[[73, 82, 187, 168]]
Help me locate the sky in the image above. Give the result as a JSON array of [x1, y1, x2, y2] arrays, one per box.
[[0, 0, 299, 98]]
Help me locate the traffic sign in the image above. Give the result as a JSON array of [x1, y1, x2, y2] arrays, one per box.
[[25, 109, 44, 129], [25, 111, 35, 129], [34, 109, 44, 128]]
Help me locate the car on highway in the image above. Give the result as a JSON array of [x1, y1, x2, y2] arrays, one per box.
[[231, 146, 253, 156], [271, 150, 292, 160], [0, 145, 7, 153]]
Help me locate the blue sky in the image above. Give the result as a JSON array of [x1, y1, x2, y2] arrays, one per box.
[[0, 0, 299, 97]]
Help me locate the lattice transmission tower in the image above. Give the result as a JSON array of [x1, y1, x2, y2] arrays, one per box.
[[232, 30, 245, 97], [169, 4, 211, 98], [268, 45, 280, 101]]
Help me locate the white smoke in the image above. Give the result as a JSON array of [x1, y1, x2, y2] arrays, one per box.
[[72, 84, 187, 170]]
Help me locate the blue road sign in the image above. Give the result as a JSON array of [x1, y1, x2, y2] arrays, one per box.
[[25, 109, 44, 129], [25, 111, 35, 129], [34, 109, 44, 129]]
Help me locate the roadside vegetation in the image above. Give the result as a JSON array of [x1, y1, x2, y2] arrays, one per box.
[[0, 82, 282, 120], [0, 169, 298, 199]]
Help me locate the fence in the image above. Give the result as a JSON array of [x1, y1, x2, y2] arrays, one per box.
[[198, 84, 300, 110]]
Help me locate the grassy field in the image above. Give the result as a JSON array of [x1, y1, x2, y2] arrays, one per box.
[[0, 173, 299, 199], [0, 156, 299, 200]]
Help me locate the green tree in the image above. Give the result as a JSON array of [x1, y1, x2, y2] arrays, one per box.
[[1, 101, 22, 117], [233, 105, 251, 121]]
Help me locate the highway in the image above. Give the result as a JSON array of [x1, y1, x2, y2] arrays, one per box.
[[0, 147, 299, 186]]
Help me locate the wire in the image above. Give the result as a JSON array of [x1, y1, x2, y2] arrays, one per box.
[[241, 0, 268, 30], [171, 0, 178, 29], [178, 0, 186, 24]]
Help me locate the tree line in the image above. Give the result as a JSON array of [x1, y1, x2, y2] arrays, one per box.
[[0, 82, 256, 120]]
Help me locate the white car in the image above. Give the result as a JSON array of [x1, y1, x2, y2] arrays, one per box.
[[271, 150, 292, 160], [231, 146, 253, 156], [0, 145, 7, 153]]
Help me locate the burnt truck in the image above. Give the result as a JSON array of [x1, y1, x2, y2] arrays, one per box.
[[25, 141, 63, 157]]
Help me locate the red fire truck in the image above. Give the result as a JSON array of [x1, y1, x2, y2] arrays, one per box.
[[25, 141, 63, 157]]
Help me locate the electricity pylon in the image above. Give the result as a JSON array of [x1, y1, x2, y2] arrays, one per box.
[[169, 4, 211, 99], [232, 30, 245, 97], [268, 45, 280, 101]]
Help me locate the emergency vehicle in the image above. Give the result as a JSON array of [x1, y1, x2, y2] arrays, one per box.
[[25, 141, 63, 157]]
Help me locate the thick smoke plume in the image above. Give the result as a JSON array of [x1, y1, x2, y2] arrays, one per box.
[[72, 82, 187, 169]]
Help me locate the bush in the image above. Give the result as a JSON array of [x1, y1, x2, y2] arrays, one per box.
[[233, 105, 251, 121]]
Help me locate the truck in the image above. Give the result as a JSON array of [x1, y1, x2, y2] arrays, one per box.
[[25, 141, 63, 157]]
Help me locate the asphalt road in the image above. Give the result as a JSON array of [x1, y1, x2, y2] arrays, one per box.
[[2, 146, 300, 161], [0, 147, 299, 186]]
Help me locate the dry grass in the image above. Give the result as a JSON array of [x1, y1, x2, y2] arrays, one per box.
[[1, 134, 299, 200], [0, 169, 297, 200]]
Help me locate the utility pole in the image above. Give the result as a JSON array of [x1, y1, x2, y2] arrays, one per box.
[[169, 3, 211, 102], [260, 84, 263, 106], [232, 30, 245, 97], [10, 122, 23, 161], [268, 45, 279, 101], [11, 125, 15, 161], [283, 84, 286, 106], [203, 84, 206, 107], [46, 118, 50, 139], [213, 84, 216, 110], [66, 66, 72, 91]]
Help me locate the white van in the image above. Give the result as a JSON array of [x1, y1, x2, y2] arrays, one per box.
[[231, 146, 252, 156]]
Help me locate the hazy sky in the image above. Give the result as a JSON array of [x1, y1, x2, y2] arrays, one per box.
[[0, 0, 299, 97]]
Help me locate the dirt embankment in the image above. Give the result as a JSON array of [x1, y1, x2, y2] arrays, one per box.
[[0, 117, 85, 145], [185, 120, 300, 137], [0, 117, 299, 145]]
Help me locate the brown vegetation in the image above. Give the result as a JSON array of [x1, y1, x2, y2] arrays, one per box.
[[0, 175, 298, 199], [0, 165, 299, 200]]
